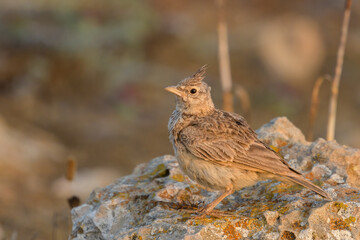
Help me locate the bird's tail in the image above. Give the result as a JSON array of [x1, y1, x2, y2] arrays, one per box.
[[284, 175, 332, 201]]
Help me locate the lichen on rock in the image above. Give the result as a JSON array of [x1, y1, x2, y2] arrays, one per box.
[[70, 117, 360, 240]]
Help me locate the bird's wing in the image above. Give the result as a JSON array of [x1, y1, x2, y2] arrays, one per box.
[[178, 111, 300, 176]]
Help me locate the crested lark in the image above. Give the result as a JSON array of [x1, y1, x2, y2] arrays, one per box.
[[165, 65, 331, 217]]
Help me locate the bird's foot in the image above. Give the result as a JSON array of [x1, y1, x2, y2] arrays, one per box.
[[191, 207, 211, 218]]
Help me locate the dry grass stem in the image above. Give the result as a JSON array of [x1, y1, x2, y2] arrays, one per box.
[[307, 75, 332, 141], [307, 76, 324, 141], [66, 156, 77, 181], [327, 0, 352, 141], [235, 85, 251, 122], [217, 0, 233, 112]]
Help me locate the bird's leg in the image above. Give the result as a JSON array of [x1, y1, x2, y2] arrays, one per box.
[[196, 184, 234, 217]]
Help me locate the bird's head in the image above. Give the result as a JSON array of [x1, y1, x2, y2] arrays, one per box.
[[165, 65, 215, 115]]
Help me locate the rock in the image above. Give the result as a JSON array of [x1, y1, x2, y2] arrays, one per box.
[[70, 117, 360, 240], [311, 164, 332, 179], [329, 174, 345, 185], [256, 116, 308, 145], [310, 138, 360, 189], [308, 202, 360, 239], [263, 211, 279, 226]]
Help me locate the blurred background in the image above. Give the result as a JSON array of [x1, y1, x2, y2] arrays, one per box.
[[0, 0, 359, 239]]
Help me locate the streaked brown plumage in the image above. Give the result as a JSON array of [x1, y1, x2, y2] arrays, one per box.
[[165, 65, 331, 216]]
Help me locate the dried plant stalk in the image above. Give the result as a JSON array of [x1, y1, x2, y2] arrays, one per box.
[[327, 0, 352, 141], [235, 85, 251, 122], [307, 76, 325, 141], [217, 0, 233, 112], [66, 156, 77, 181]]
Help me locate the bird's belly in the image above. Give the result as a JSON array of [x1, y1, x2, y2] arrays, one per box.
[[176, 150, 260, 191]]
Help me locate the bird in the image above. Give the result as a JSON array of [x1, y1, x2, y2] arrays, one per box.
[[165, 65, 332, 217]]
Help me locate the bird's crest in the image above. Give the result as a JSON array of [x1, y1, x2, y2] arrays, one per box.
[[191, 64, 208, 81], [180, 65, 208, 86]]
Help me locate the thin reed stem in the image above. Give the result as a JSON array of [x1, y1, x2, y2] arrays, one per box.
[[217, 0, 233, 112], [327, 0, 352, 141]]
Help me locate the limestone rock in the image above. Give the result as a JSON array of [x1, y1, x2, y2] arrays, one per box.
[[70, 117, 360, 240], [263, 211, 279, 226], [256, 116, 308, 145]]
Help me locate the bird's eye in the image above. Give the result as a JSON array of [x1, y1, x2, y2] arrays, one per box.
[[190, 88, 197, 94]]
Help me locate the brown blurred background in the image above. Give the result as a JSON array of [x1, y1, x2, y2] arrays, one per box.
[[0, 0, 359, 239]]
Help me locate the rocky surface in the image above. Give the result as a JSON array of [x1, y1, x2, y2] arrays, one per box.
[[70, 117, 360, 240]]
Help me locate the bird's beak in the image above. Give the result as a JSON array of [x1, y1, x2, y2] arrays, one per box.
[[165, 86, 183, 97]]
